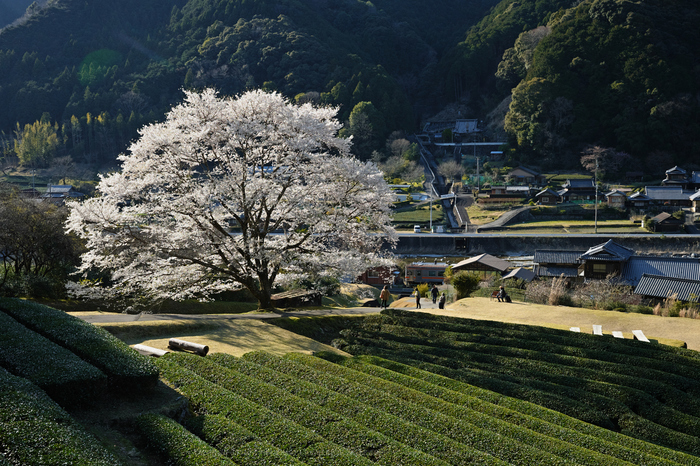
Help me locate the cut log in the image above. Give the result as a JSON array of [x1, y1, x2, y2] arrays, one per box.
[[168, 338, 209, 356], [132, 344, 169, 357]]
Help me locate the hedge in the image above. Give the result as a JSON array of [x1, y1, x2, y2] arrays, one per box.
[[0, 298, 158, 390], [367, 323, 700, 435], [339, 353, 700, 465], [337, 338, 700, 455], [239, 351, 670, 466], [0, 309, 105, 403], [186, 414, 307, 466], [136, 413, 236, 466], [379, 310, 700, 378], [337, 311, 700, 454], [155, 356, 374, 466], [209, 353, 507, 466], [167, 352, 448, 466], [322, 353, 696, 465], [0, 367, 122, 465]]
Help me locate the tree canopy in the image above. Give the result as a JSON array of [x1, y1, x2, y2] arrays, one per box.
[[67, 89, 396, 308]]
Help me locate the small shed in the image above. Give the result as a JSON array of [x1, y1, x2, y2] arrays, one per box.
[[501, 267, 537, 283], [691, 190, 700, 213], [648, 212, 683, 232], [535, 188, 560, 205], [452, 254, 510, 276], [605, 189, 627, 209], [634, 274, 700, 302]]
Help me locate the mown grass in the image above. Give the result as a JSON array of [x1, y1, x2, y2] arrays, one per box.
[[392, 203, 444, 223]]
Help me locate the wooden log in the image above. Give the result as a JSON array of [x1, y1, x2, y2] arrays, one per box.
[[168, 338, 209, 356], [132, 344, 169, 357]]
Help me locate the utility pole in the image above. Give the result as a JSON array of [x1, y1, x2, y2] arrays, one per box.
[[594, 158, 598, 234]]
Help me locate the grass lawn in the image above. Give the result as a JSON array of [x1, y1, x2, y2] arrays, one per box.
[[467, 204, 508, 225], [392, 202, 444, 223], [503, 219, 645, 234]]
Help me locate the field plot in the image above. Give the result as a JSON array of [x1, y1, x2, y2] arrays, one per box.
[[153, 347, 700, 465], [335, 309, 700, 458]]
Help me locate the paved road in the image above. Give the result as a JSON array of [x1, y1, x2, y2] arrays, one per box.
[[77, 306, 387, 324]]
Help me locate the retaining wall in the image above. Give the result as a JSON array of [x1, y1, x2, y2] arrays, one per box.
[[393, 235, 700, 257]]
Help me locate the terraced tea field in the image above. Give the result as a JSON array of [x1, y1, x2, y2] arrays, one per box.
[[4, 299, 700, 465]]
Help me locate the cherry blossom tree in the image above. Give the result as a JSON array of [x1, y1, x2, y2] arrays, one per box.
[[66, 89, 396, 308]]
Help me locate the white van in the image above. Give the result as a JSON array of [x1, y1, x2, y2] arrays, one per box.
[[413, 225, 421, 233]]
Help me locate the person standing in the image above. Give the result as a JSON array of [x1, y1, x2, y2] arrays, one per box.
[[379, 285, 390, 309], [438, 292, 446, 309], [415, 287, 422, 309], [430, 284, 439, 304]]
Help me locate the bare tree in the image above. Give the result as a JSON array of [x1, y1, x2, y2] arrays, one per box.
[[438, 160, 463, 184]]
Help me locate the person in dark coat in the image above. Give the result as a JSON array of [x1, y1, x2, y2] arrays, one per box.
[[430, 284, 439, 304], [438, 292, 446, 309]]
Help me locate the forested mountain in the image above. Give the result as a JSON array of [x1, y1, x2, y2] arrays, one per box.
[[0, 0, 698, 173], [503, 0, 700, 170], [0, 0, 501, 166]]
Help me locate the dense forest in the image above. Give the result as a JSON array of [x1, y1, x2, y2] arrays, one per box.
[[0, 0, 698, 173]]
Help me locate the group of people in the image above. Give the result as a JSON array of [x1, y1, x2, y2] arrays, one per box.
[[381, 284, 509, 309], [379, 284, 446, 310], [413, 284, 446, 309]]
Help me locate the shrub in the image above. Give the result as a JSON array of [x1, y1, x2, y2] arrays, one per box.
[[0, 367, 121, 465], [0, 309, 105, 403], [451, 271, 480, 299], [416, 283, 430, 297], [155, 356, 374, 466], [0, 298, 158, 390], [548, 275, 568, 306], [186, 414, 307, 466], [136, 413, 236, 466]]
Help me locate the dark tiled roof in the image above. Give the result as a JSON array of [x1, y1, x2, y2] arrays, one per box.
[[535, 265, 580, 278], [501, 267, 537, 282], [580, 240, 635, 261], [533, 250, 584, 265], [621, 256, 700, 286], [564, 179, 594, 189], [665, 166, 687, 175], [644, 186, 693, 201], [452, 253, 510, 272], [634, 274, 700, 302]]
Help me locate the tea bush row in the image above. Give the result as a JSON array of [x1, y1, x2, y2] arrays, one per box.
[[154, 356, 374, 466], [0, 298, 158, 390], [366, 323, 700, 424], [0, 367, 122, 465], [165, 352, 448, 466], [185, 414, 308, 466], [379, 309, 700, 375], [234, 351, 634, 466], [374, 315, 700, 396], [326, 352, 700, 466], [135, 413, 236, 466], [0, 309, 105, 402], [337, 337, 700, 455]]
